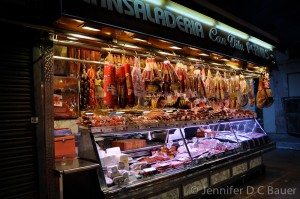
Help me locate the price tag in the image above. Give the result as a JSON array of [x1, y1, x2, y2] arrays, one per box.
[[126, 125, 137, 131], [115, 125, 125, 131], [91, 127, 102, 134], [101, 126, 115, 133]]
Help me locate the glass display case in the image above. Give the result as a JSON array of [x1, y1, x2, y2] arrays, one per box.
[[77, 116, 271, 193]]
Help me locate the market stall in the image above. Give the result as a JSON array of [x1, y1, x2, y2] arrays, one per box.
[[52, 0, 276, 198]]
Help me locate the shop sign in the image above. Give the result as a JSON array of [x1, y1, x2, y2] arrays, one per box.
[[61, 0, 276, 65]]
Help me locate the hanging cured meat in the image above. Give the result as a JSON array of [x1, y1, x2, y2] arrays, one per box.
[[116, 64, 127, 108], [87, 66, 97, 109], [256, 73, 274, 108], [248, 78, 255, 107], [79, 66, 90, 110], [162, 60, 179, 93], [124, 63, 135, 107], [236, 74, 248, 107], [132, 56, 145, 98], [103, 53, 118, 109], [95, 67, 104, 108], [204, 69, 215, 99], [174, 62, 188, 93]]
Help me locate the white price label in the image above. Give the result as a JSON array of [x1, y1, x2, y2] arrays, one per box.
[[91, 127, 102, 133]]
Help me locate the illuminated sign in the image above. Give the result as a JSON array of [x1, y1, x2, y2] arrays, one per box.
[[71, 0, 275, 62]]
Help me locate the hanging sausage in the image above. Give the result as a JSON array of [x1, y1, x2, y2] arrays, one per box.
[[103, 53, 118, 109], [124, 63, 135, 107]]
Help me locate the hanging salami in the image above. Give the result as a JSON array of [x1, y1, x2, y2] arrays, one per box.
[[116, 64, 127, 108], [124, 63, 135, 107], [103, 53, 118, 109]]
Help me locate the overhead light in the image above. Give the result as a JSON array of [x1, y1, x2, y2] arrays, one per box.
[[248, 36, 273, 50], [170, 46, 182, 50], [133, 37, 148, 42], [67, 33, 99, 41], [220, 58, 230, 62], [188, 57, 200, 61], [166, 2, 216, 26], [189, 47, 199, 51], [158, 51, 175, 56], [66, 37, 78, 41], [144, 0, 163, 6], [199, 53, 209, 56], [123, 44, 140, 49], [159, 39, 171, 43], [216, 22, 249, 39], [81, 25, 101, 32], [211, 62, 222, 66]]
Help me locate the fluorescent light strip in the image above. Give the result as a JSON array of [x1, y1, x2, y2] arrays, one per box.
[[82, 26, 101, 31], [248, 37, 273, 50], [166, 2, 215, 26], [123, 44, 140, 49], [158, 51, 174, 56], [170, 46, 182, 50], [199, 53, 209, 56], [188, 57, 200, 61], [133, 38, 148, 42], [216, 22, 249, 39], [144, 0, 163, 6], [67, 33, 99, 41]]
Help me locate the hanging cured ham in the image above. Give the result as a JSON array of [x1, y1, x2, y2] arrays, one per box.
[[256, 73, 274, 108], [205, 69, 215, 99], [131, 56, 145, 99], [236, 74, 248, 107]]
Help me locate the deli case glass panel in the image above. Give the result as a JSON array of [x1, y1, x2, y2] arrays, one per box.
[[77, 116, 269, 190]]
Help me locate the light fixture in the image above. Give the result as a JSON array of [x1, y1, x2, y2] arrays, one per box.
[[144, 0, 163, 6], [67, 33, 99, 41], [216, 22, 249, 39], [170, 46, 182, 50], [66, 37, 78, 41], [158, 51, 175, 56], [220, 58, 230, 62], [123, 44, 140, 49], [211, 62, 222, 66], [166, 2, 216, 26], [189, 47, 199, 51], [81, 25, 101, 32], [133, 37, 148, 42], [248, 36, 273, 50], [187, 57, 200, 61], [199, 53, 209, 56]]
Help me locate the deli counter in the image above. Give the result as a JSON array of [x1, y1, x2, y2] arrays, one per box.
[[63, 109, 276, 199]]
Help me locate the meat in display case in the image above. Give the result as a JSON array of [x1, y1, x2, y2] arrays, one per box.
[[77, 114, 274, 199]]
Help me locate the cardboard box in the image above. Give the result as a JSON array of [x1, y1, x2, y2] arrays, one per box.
[[54, 135, 76, 157]]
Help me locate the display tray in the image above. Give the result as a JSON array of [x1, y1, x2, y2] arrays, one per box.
[[102, 141, 275, 198]]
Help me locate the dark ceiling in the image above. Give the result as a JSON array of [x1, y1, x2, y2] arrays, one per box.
[[203, 0, 300, 57]]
